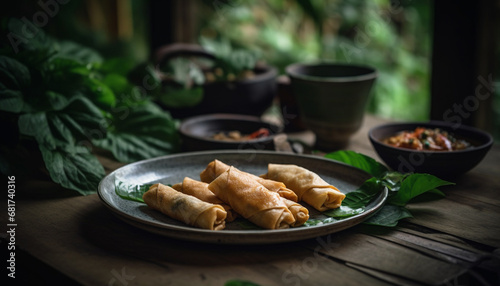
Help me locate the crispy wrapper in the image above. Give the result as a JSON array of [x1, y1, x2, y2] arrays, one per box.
[[208, 167, 296, 229], [261, 164, 345, 212], [172, 177, 237, 222], [143, 183, 226, 230], [200, 159, 298, 202], [281, 197, 309, 227]]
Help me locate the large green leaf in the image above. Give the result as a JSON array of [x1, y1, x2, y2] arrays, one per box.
[[325, 150, 388, 178], [2, 18, 52, 55], [42, 57, 89, 95], [362, 205, 413, 227], [114, 180, 152, 203], [388, 174, 454, 206], [85, 78, 117, 109], [53, 40, 103, 64], [0, 56, 30, 112], [44, 90, 71, 111], [94, 102, 180, 163], [0, 83, 24, 113], [325, 150, 450, 227], [159, 86, 204, 108], [39, 144, 105, 195], [18, 97, 107, 148], [341, 177, 382, 208], [102, 74, 133, 96], [323, 205, 364, 218], [99, 57, 136, 76], [18, 113, 55, 151], [0, 55, 31, 88]]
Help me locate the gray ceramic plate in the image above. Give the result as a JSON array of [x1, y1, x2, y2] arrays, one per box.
[[98, 150, 388, 244]]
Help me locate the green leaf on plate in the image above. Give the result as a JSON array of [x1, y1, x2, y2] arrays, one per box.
[[380, 172, 408, 193], [325, 150, 451, 228], [323, 205, 365, 218], [303, 217, 338, 227], [341, 177, 383, 208], [234, 219, 262, 230], [114, 180, 151, 203]]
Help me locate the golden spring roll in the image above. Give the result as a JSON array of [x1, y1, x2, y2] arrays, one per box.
[[200, 159, 298, 202], [208, 167, 296, 229], [261, 164, 346, 212], [172, 177, 238, 222], [281, 198, 309, 227], [143, 183, 227, 230]]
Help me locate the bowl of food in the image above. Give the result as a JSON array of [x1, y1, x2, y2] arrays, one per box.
[[179, 114, 284, 151], [369, 121, 493, 178], [153, 43, 278, 119]]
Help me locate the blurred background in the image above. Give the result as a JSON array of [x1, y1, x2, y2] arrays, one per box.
[[2, 0, 499, 140]]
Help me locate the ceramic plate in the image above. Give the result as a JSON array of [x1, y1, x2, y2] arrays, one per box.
[[98, 150, 388, 244]]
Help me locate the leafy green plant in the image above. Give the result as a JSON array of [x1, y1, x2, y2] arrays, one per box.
[[0, 18, 180, 195], [198, 0, 432, 121], [325, 150, 454, 227], [224, 280, 261, 286]]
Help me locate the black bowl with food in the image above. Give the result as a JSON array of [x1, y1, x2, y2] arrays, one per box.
[[369, 121, 493, 178], [153, 43, 278, 119], [179, 114, 284, 151]]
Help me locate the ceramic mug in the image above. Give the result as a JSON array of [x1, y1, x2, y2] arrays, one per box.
[[286, 62, 377, 150]]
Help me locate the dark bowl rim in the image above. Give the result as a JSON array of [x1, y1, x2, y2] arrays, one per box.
[[368, 120, 494, 154], [179, 113, 283, 144], [285, 62, 377, 83]]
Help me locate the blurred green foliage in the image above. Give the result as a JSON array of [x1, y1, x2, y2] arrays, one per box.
[[197, 0, 433, 121]]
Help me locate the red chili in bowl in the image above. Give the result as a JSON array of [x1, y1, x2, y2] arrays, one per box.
[[211, 128, 270, 141], [383, 127, 470, 151]]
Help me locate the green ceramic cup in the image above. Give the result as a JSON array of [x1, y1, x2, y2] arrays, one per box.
[[286, 62, 377, 150]]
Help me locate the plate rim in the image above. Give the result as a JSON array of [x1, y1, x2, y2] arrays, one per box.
[[98, 150, 388, 244]]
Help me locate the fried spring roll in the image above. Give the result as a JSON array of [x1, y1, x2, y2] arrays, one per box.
[[208, 167, 296, 229], [172, 177, 237, 222], [200, 159, 298, 202], [261, 164, 345, 212], [281, 198, 309, 227], [143, 183, 227, 230]]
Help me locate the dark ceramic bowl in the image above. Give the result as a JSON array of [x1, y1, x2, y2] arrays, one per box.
[[179, 114, 283, 151], [154, 44, 278, 119], [369, 121, 493, 178]]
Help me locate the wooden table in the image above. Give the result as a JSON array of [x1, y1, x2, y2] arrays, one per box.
[[2, 114, 500, 286]]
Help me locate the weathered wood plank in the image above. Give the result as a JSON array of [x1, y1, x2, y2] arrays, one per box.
[[304, 231, 466, 285], [406, 192, 500, 248], [376, 228, 488, 263], [346, 263, 427, 286]]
